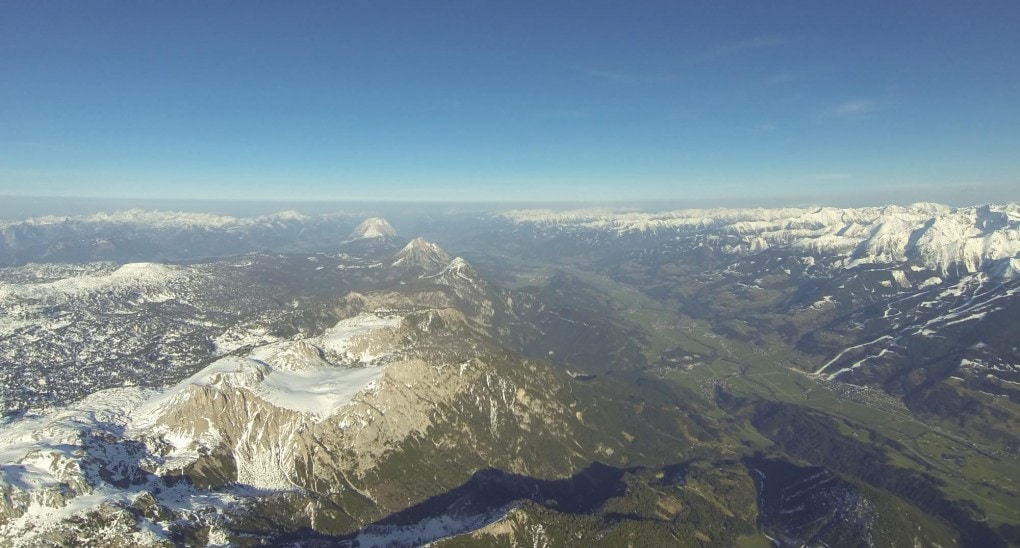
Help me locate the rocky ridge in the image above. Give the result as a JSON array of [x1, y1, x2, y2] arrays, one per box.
[[0, 244, 609, 545]]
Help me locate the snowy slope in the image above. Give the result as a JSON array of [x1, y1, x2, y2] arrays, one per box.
[[0, 385, 240, 545], [391, 237, 451, 276], [133, 312, 402, 428], [0, 312, 405, 542], [0, 262, 187, 308], [349, 217, 397, 240]]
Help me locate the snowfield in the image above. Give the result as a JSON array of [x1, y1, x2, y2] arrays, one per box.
[[0, 312, 405, 542]]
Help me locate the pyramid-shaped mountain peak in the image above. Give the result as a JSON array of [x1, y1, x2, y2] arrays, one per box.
[[391, 237, 452, 276]]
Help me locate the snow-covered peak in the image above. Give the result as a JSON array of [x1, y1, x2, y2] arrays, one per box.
[[135, 312, 404, 426], [446, 256, 473, 272], [350, 217, 397, 240], [110, 262, 182, 281], [0, 262, 189, 306], [391, 237, 452, 275], [265, 209, 310, 222], [399, 236, 444, 253], [429, 257, 481, 287]]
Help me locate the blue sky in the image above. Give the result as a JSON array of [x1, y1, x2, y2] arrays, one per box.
[[1, 1, 1018, 205]]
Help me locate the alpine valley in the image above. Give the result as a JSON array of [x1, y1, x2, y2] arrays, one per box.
[[1, 203, 1019, 547]]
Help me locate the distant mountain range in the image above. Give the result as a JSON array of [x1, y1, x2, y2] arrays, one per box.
[[5, 203, 1018, 277], [502, 203, 1020, 277], [0, 209, 358, 266]]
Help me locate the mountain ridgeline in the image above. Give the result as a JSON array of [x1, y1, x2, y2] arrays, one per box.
[[1, 205, 1019, 546]]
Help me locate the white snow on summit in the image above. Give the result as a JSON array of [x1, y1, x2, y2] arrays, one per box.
[[135, 312, 403, 427], [255, 365, 385, 418], [0, 262, 192, 335], [0, 262, 185, 302], [0, 310, 407, 538], [350, 217, 397, 240], [391, 237, 452, 275]]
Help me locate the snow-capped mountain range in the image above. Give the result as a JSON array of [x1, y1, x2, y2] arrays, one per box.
[[0, 209, 361, 266], [5, 203, 1019, 277], [503, 203, 1020, 277]]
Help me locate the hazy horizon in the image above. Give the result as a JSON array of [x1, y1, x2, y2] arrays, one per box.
[[3, 190, 1018, 222]]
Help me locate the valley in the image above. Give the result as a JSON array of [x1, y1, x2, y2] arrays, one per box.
[[6, 2, 1018, 545], [1, 205, 1019, 546]]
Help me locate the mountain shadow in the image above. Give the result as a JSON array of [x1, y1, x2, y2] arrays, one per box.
[[377, 461, 635, 525], [266, 461, 640, 546]]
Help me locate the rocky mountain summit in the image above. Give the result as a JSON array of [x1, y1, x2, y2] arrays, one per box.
[[391, 237, 452, 278], [0, 235, 645, 545]]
